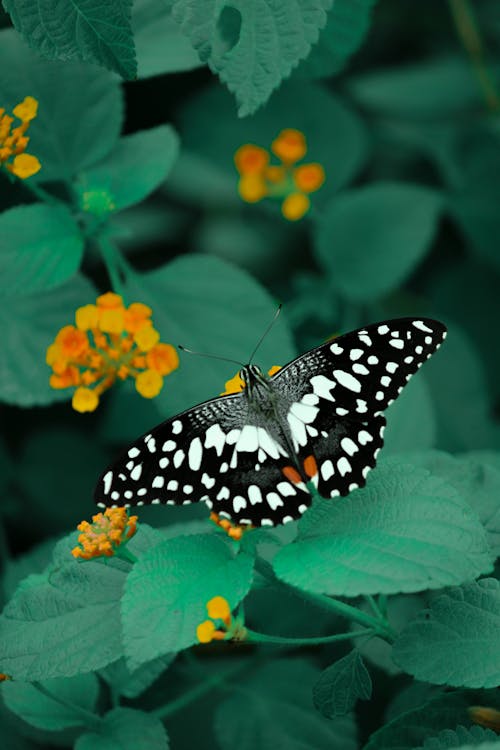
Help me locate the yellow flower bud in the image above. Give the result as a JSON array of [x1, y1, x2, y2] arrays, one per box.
[[207, 596, 231, 620], [281, 192, 310, 221], [9, 153, 41, 179], [72, 387, 99, 413], [197, 620, 216, 644], [76, 304, 99, 331], [134, 326, 160, 352], [238, 174, 267, 203], [12, 96, 38, 122], [135, 369, 163, 398]]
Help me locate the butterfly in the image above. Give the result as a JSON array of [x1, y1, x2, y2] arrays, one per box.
[[95, 317, 446, 527]]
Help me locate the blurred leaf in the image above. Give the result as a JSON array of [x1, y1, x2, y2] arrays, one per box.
[[364, 690, 500, 750], [133, 0, 202, 77], [1, 673, 99, 730], [178, 81, 368, 203], [416, 726, 500, 749], [0, 274, 96, 407], [423, 324, 499, 452], [393, 579, 500, 689], [299, 0, 377, 78], [313, 650, 372, 718], [383, 375, 436, 454], [214, 659, 357, 750], [401, 450, 500, 557], [172, 0, 332, 116], [77, 126, 180, 212], [99, 654, 174, 699], [347, 57, 481, 119], [3, 538, 55, 600], [3, 0, 136, 78], [0, 204, 83, 297], [314, 183, 443, 302], [0, 29, 123, 183], [75, 707, 169, 750], [273, 459, 493, 597], [124, 254, 297, 416], [122, 534, 253, 668], [385, 681, 444, 723]]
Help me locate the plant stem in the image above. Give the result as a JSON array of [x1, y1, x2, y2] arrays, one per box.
[[448, 0, 500, 112], [244, 626, 372, 646], [33, 682, 102, 731], [97, 236, 128, 301], [115, 545, 138, 564]]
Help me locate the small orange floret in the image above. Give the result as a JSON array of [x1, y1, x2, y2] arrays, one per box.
[[282, 465, 302, 485], [55, 326, 89, 359], [76, 304, 99, 331], [0, 673, 11, 682], [303, 454, 318, 478], [96, 292, 124, 309], [135, 369, 163, 398], [281, 192, 310, 221], [209, 511, 253, 539], [134, 326, 160, 352], [99, 308, 124, 334], [469, 705, 500, 731], [207, 596, 231, 621], [238, 174, 267, 203], [293, 163, 325, 193], [234, 144, 269, 175], [146, 343, 179, 375], [124, 302, 152, 333], [271, 129, 307, 164]]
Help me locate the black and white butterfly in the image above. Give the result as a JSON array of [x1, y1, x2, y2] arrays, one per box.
[[95, 317, 446, 527]]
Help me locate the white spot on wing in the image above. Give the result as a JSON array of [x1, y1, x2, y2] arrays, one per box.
[[267, 492, 284, 511], [330, 342, 343, 355], [173, 449, 185, 468], [341, 437, 359, 456], [128, 447, 140, 459], [333, 370, 361, 393], [152, 476, 164, 488], [204, 424, 226, 457], [131, 464, 142, 481], [172, 420, 182, 434], [162, 440, 176, 452], [236, 425, 259, 452], [277, 482, 296, 497], [413, 320, 433, 333], [103, 471, 113, 494], [389, 339, 404, 349], [310, 374, 336, 401], [248, 485, 263, 504], [321, 460, 334, 481], [188, 437, 203, 470], [338, 457, 351, 476]]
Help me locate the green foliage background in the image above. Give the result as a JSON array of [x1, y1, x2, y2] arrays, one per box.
[[1, 0, 500, 748]]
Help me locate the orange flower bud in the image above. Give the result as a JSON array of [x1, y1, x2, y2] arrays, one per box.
[[207, 596, 231, 621], [197, 620, 216, 644], [234, 144, 269, 175], [293, 163, 325, 193], [146, 343, 179, 375], [55, 326, 89, 359], [124, 302, 153, 333], [96, 292, 124, 309], [135, 369, 163, 398], [271, 129, 306, 164], [281, 192, 310, 221]]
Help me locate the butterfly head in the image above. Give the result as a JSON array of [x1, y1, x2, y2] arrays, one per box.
[[239, 363, 271, 397]]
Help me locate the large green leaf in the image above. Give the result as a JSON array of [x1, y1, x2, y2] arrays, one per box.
[[0, 204, 83, 297], [313, 650, 372, 718], [0, 274, 96, 407], [299, 0, 377, 78], [178, 81, 368, 204], [1, 674, 99, 730], [77, 126, 179, 213], [0, 29, 123, 183], [393, 578, 500, 689], [273, 459, 493, 597], [364, 690, 500, 750], [133, 0, 201, 77], [122, 534, 254, 668], [314, 183, 443, 302], [3, 0, 136, 78], [214, 660, 357, 750], [124, 254, 297, 416], [415, 726, 500, 749], [172, 0, 332, 116], [99, 654, 174, 699], [75, 708, 169, 750]]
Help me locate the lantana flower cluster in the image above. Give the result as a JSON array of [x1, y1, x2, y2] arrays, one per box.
[[72, 507, 138, 560], [234, 129, 325, 221], [0, 96, 41, 179], [46, 292, 179, 413], [197, 596, 246, 644]]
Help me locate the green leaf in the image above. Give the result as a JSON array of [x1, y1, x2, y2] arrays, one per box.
[[214, 659, 357, 750], [122, 534, 253, 668], [273, 459, 493, 597], [124, 254, 297, 416], [0, 204, 83, 297], [313, 650, 372, 718], [178, 81, 368, 204], [133, 0, 202, 77], [75, 707, 169, 750], [3, 538, 55, 600], [393, 578, 500, 689], [416, 725, 500, 749], [172, 0, 332, 116], [347, 57, 481, 119], [3, 0, 136, 79], [1, 674, 99, 730], [99, 654, 174, 699], [299, 0, 377, 78], [0, 28, 123, 183], [314, 183, 443, 302], [383, 375, 436, 454], [0, 273, 96, 407], [76, 126, 179, 212]]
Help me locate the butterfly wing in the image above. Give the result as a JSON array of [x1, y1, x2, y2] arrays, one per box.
[[269, 317, 446, 497], [94, 391, 311, 526]]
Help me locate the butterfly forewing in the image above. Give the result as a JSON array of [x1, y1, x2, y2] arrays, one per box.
[[95, 317, 446, 526]]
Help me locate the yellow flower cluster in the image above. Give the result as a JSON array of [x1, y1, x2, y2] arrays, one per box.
[[0, 96, 41, 179], [196, 596, 233, 643], [234, 129, 325, 221], [72, 507, 138, 560], [46, 292, 179, 412]]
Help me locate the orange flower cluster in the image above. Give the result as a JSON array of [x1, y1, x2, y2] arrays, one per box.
[[234, 129, 325, 221], [197, 596, 234, 643], [209, 511, 253, 541], [72, 507, 138, 560], [46, 292, 179, 412], [0, 96, 41, 179]]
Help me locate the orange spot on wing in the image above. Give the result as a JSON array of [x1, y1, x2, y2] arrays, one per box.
[[282, 465, 302, 484], [303, 455, 318, 478]]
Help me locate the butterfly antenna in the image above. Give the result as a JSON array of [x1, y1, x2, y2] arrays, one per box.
[[248, 304, 282, 364], [178, 345, 244, 368]]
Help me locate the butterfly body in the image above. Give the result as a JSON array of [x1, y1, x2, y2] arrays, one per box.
[[95, 317, 446, 527]]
